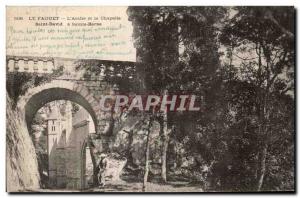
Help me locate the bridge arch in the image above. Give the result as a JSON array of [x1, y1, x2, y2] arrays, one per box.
[[17, 80, 102, 134]]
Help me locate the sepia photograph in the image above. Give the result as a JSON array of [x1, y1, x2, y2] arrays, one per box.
[[6, 6, 295, 193]]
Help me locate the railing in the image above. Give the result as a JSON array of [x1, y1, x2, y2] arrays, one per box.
[[7, 56, 55, 73]]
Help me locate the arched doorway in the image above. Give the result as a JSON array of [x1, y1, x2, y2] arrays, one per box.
[[31, 100, 97, 190], [16, 80, 102, 133], [80, 140, 95, 190], [18, 80, 102, 190]]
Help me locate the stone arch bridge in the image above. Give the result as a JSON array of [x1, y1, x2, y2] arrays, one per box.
[[7, 55, 135, 137], [7, 55, 135, 189], [18, 79, 107, 135]]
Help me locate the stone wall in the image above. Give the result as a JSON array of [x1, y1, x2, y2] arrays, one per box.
[[6, 94, 40, 192]]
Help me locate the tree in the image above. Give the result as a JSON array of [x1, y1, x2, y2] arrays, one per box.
[[142, 117, 153, 191], [127, 6, 227, 183], [220, 6, 294, 191]]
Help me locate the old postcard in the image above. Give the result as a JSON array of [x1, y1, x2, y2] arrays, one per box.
[[6, 6, 295, 192]]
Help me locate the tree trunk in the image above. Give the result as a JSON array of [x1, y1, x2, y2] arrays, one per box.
[[257, 145, 268, 191], [126, 130, 134, 166], [160, 90, 169, 183], [256, 83, 269, 191], [142, 119, 152, 192], [160, 112, 169, 183], [161, 136, 168, 183]]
